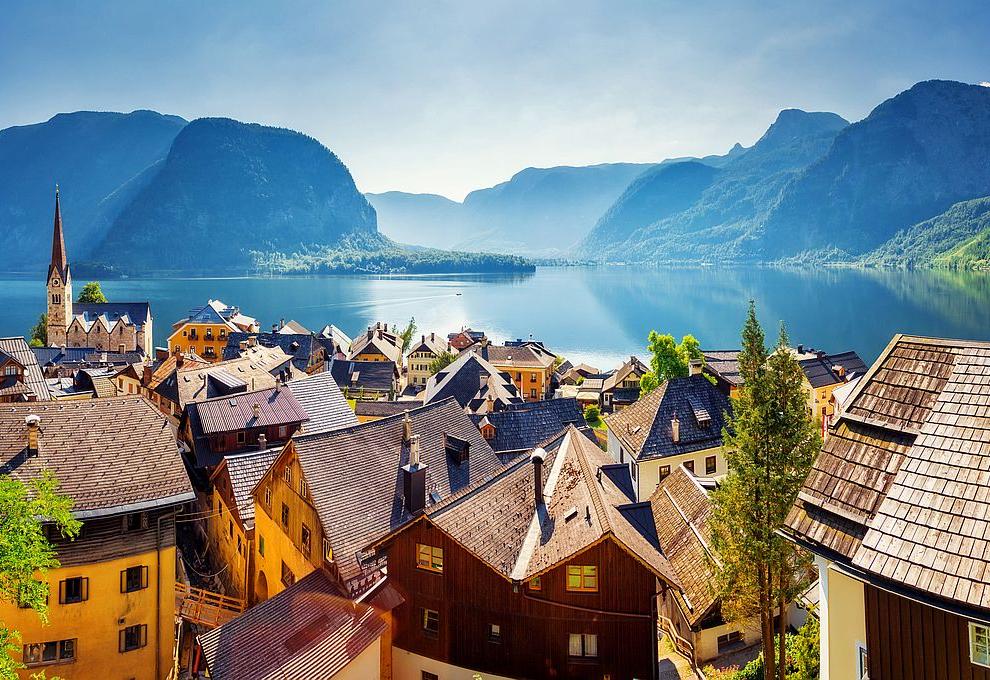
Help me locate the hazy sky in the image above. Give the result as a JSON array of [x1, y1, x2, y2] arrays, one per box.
[[2, 1, 987, 199]]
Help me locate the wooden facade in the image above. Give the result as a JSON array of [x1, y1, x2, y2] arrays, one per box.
[[865, 584, 990, 680], [385, 518, 660, 680]]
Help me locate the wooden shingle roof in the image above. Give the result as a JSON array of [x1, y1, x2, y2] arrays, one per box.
[[785, 335, 990, 613], [0, 337, 52, 401]]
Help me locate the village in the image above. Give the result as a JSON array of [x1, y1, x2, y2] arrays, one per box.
[[1, 192, 988, 680]]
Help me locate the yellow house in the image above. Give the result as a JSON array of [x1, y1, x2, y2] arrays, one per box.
[[349, 322, 403, 368], [605, 368, 732, 501], [0, 398, 194, 680], [168, 299, 258, 362], [465, 340, 556, 402], [406, 333, 450, 388], [113, 362, 144, 396], [792, 347, 867, 435]]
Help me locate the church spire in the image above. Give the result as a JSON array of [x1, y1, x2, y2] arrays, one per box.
[[49, 185, 68, 280]]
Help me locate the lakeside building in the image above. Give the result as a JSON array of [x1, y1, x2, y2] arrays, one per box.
[[463, 339, 556, 402], [447, 327, 486, 351], [45, 190, 154, 356], [423, 351, 523, 414], [782, 335, 990, 680], [600, 355, 650, 412], [0, 336, 52, 402], [407, 333, 451, 389], [168, 300, 259, 362], [0, 398, 194, 680], [350, 322, 403, 368]]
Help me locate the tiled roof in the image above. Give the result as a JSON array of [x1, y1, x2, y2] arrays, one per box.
[[224, 332, 322, 373], [408, 333, 449, 356], [277, 320, 311, 335], [154, 346, 298, 408], [702, 350, 743, 387], [602, 356, 648, 392], [469, 398, 585, 453], [72, 302, 151, 330], [284, 371, 359, 435], [465, 343, 555, 369], [354, 401, 419, 419], [349, 325, 402, 363], [605, 375, 731, 461], [318, 325, 352, 352], [424, 351, 522, 413], [798, 350, 869, 389], [33, 346, 144, 368], [214, 447, 280, 530], [174, 299, 242, 330], [0, 337, 51, 401], [784, 335, 990, 613], [419, 427, 680, 586], [0, 398, 193, 518], [649, 465, 719, 626], [189, 385, 308, 436], [329, 359, 397, 392], [196, 569, 387, 680], [291, 398, 502, 583]]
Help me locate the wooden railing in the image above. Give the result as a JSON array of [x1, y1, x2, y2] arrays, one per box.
[[658, 614, 696, 666], [175, 583, 245, 628]]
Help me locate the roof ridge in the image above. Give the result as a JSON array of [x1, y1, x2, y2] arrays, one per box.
[[573, 431, 611, 535], [663, 484, 719, 567]]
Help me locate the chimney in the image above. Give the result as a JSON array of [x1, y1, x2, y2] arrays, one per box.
[[239, 340, 248, 351], [258, 433, 267, 450], [247, 336, 257, 347], [252, 402, 261, 420], [176, 353, 184, 369], [367, 329, 373, 340], [671, 414, 680, 443], [797, 344, 804, 354], [689, 359, 703, 376], [401, 435, 427, 514], [272, 323, 279, 333], [280, 318, 285, 330], [532, 448, 547, 506], [402, 411, 413, 443], [25, 415, 40, 455], [835, 364, 846, 379]]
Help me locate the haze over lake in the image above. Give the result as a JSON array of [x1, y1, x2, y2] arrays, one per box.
[[2, 266, 988, 368]]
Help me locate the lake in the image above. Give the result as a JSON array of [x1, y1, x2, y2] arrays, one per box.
[[2, 266, 989, 369]]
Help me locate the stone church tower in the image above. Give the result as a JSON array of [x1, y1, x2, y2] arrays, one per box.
[[46, 187, 72, 347]]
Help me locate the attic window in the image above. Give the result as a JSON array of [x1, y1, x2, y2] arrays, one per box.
[[564, 507, 579, 523], [688, 395, 711, 427], [444, 434, 470, 464]]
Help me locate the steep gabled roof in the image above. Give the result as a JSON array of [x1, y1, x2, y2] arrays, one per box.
[[408, 332, 449, 356], [465, 342, 555, 369], [212, 447, 281, 530], [469, 397, 586, 453], [284, 371, 358, 435], [329, 359, 397, 392], [0, 337, 51, 401], [155, 346, 298, 408], [349, 325, 402, 363], [602, 356, 649, 392], [424, 351, 522, 412], [72, 302, 152, 330]]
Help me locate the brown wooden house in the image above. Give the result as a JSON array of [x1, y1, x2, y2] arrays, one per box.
[[367, 426, 682, 680], [782, 335, 990, 680]]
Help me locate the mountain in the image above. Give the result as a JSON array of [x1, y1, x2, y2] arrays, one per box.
[[863, 197, 990, 268], [0, 110, 186, 270], [761, 80, 990, 258], [368, 162, 655, 254], [577, 109, 849, 260], [95, 118, 384, 269]]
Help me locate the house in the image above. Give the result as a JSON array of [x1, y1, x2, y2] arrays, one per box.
[[557, 362, 601, 386], [575, 376, 606, 408], [0, 337, 51, 402], [464, 339, 556, 401], [364, 426, 682, 680], [330, 358, 400, 401], [782, 334, 990, 680], [142, 351, 209, 408], [600, 355, 649, 412], [248, 398, 501, 603], [349, 322, 403, 367], [317, 324, 352, 361], [44, 191, 155, 356], [422, 351, 523, 414], [605, 366, 732, 500], [282, 370, 359, 435], [471, 397, 586, 455], [407, 333, 451, 389], [0, 398, 194, 680], [447, 327, 486, 351], [224, 331, 326, 375], [650, 465, 759, 666], [793, 345, 868, 435], [194, 570, 392, 680], [168, 300, 259, 362], [274, 319, 310, 335], [702, 350, 743, 394], [32, 346, 145, 378], [112, 362, 145, 396], [70, 367, 120, 398]]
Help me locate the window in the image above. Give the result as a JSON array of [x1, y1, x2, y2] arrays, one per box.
[[530, 388, 537, 398], [659, 465, 671, 480], [489, 623, 502, 643], [22, 639, 75, 667], [706, 455, 717, 475], [124, 513, 145, 532], [416, 543, 443, 573], [281, 561, 295, 587], [323, 537, 333, 561], [237, 431, 246, 445], [422, 608, 439, 636], [264, 485, 272, 507], [299, 479, 308, 498], [301, 524, 312, 557], [279, 425, 288, 438], [529, 576, 542, 591], [530, 372, 537, 382], [237, 536, 242, 554], [568, 633, 598, 658], [566, 565, 598, 592], [228, 520, 234, 539], [684, 460, 695, 474], [973, 623, 990, 668], [283, 465, 293, 484], [120, 566, 148, 593], [281, 503, 290, 529], [858, 641, 870, 678], [516, 372, 522, 382], [58, 577, 88, 604], [119, 624, 147, 653], [717, 630, 743, 652], [6, 365, 19, 376], [422, 672, 439, 680], [259, 535, 266, 557]]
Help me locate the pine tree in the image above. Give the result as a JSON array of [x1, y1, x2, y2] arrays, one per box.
[[709, 301, 820, 680]]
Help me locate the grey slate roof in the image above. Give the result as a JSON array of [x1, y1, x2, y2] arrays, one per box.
[[797, 350, 869, 388], [424, 351, 522, 412], [284, 371, 359, 435], [223, 332, 321, 373], [72, 301, 151, 329], [702, 350, 742, 387], [354, 401, 420, 419], [0, 337, 52, 400], [32, 346, 145, 369], [470, 397, 586, 453], [329, 359, 397, 392], [218, 447, 281, 530]]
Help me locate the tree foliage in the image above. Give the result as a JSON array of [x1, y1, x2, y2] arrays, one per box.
[[428, 350, 457, 375], [640, 331, 703, 395], [76, 281, 108, 304], [708, 301, 820, 680], [399, 317, 417, 354], [28, 314, 47, 347], [0, 472, 80, 679]]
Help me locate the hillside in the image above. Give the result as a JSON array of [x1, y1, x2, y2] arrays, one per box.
[[363, 191, 462, 247], [863, 197, 990, 268], [0, 110, 186, 270], [577, 109, 849, 260]]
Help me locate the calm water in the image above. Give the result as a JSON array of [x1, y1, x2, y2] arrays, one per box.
[[1, 266, 989, 369]]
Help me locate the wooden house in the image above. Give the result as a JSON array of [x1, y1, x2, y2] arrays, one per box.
[[0, 337, 52, 402]]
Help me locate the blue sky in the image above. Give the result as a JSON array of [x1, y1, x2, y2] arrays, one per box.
[[1, 1, 987, 199]]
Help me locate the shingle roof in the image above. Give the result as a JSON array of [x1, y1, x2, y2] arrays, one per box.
[[277, 320, 311, 335], [354, 401, 420, 419], [408, 333, 448, 356], [189, 385, 308, 436], [348, 326, 402, 363], [223, 332, 322, 373], [72, 302, 151, 330], [702, 350, 743, 387], [291, 398, 502, 584], [33, 346, 144, 369], [424, 351, 521, 413], [465, 343, 555, 369], [784, 335, 990, 614], [605, 375, 731, 461], [154, 346, 298, 408], [0, 398, 193, 518], [798, 350, 869, 389], [649, 465, 719, 626], [214, 447, 281, 530], [417, 427, 680, 586], [0, 337, 51, 401], [284, 371, 358, 435], [329, 359, 397, 392], [602, 356, 648, 392], [469, 398, 585, 453], [196, 569, 387, 680]]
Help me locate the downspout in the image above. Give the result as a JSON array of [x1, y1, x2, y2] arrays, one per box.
[[157, 506, 181, 680]]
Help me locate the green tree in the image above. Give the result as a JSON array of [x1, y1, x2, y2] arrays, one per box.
[[639, 331, 704, 394], [28, 314, 47, 347], [428, 350, 457, 375], [76, 281, 107, 304], [0, 471, 81, 679], [399, 317, 417, 353], [709, 302, 820, 680]]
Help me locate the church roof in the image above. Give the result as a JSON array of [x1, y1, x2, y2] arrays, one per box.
[[48, 188, 68, 281], [70, 303, 152, 332]]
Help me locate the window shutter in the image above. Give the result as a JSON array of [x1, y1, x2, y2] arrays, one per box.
[[81, 577, 89, 602], [142, 566, 149, 590], [120, 570, 127, 593], [119, 629, 126, 653], [140, 625, 148, 648], [58, 580, 66, 605]]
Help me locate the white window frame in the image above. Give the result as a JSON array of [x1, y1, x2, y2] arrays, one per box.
[[970, 622, 990, 668]]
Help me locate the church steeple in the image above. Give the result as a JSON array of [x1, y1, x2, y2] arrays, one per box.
[[46, 186, 72, 348], [49, 185, 68, 281]]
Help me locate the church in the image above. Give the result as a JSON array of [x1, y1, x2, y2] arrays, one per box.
[[46, 189, 154, 356]]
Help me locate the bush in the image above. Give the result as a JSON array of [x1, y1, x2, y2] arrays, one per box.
[[584, 404, 601, 423]]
